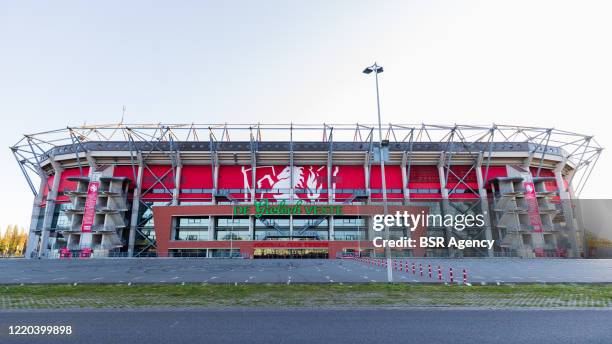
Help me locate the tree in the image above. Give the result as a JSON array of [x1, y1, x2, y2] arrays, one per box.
[[0, 225, 28, 257], [16, 228, 27, 256], [0, 226, 10, 256]]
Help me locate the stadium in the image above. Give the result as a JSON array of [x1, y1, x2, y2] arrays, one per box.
[[10, 123, 602, 259]]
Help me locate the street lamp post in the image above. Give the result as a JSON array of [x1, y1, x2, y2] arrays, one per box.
[[363, 62, 393, 283]]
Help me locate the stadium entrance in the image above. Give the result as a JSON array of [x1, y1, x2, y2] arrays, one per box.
[[253, 248, 329, 259]]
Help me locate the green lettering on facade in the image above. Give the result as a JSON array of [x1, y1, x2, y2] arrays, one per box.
[[234, 199, 344, 217]]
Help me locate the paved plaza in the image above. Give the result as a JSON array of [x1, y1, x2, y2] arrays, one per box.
[[1, 258, 612, 284]]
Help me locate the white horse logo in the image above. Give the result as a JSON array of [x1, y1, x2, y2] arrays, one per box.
[[242, 166, 328, 201]]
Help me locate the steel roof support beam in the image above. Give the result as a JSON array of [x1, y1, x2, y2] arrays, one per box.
[[11, 148, 38, 196], [576, 150, 601, 197], [568, 137, 592, 192], [535, 129, 553, 177], [68, 129, 86, 177]]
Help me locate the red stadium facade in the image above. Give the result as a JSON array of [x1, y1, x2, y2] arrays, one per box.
[[11, 124, 601, 259]]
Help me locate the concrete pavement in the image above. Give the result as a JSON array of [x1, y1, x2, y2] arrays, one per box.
[[1, 258, 612, 284]]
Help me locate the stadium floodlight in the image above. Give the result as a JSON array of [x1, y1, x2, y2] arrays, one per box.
[[362, 65, 384, 74], [363, 62, 393, 283]]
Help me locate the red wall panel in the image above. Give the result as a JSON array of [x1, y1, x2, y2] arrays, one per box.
[[57, 167, 90, 202], [529, 167, 558, 192], [113, 165, 138, 182], [407, 166, 441, 199], [333, 165, 365, 202], [370, 165, 403, 199], [481, 166, 507, 181], [179, 165, 213, 200]]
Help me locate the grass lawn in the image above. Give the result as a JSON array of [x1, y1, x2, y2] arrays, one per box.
[[1, 284, 612, 309]]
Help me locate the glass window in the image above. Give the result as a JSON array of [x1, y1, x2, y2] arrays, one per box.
[[333, 217, 365, 228], [53, 203, 72, 230], [173, 216, 209, 241], [216, 217, 250, 228]]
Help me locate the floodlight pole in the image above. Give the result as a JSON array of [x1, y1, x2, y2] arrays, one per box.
[[364, 62, 393, 283]]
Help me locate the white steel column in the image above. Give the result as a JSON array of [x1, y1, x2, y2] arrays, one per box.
[[172, 163, 182, 206], [213, 158, 219, 204], [400, 151, 410, 204], [364, 151, 371, 203], [39, 160, 62, 258], [554, 159, 580, 257], [437, 152, 454, 257], [128, 153, 144, 256], [327, 147, 333, 203], [208, 216, 216, 241], [475, 153, 494, 257], [248, 216, 254, 240], [251, 150, 257, 203], [25, 173, 48, 258]]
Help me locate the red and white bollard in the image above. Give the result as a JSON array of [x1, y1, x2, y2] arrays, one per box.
[[449, 267, 454, 284], [419, 264, 423, 277], [463, 268, 468, 285], [428, 264, 432, 279], [437, 266, 442, 281], [412, 263, 416, 275]]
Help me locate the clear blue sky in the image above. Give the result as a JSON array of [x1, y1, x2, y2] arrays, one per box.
[[1, 1, 611, 232]]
